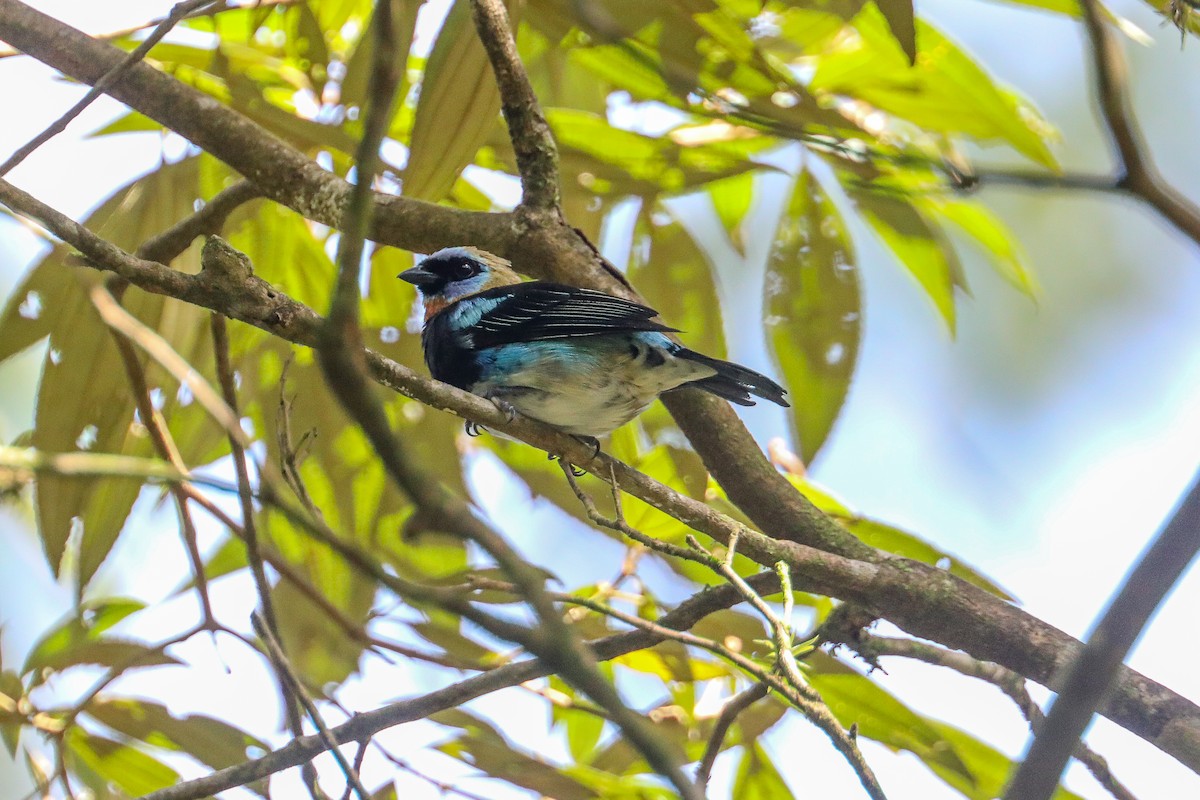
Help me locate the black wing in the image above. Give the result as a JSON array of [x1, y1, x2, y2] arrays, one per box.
[[465, 282, 677, 349]]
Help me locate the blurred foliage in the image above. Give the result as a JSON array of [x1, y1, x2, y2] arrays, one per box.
[[0, 0, 1146, 797]]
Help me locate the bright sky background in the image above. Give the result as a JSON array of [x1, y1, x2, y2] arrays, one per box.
[[2, 1, 1200, 798]]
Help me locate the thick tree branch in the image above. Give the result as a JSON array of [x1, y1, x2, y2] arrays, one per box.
[[469, 0, 560, 211], [314, 8, 698, 796], [2, 175, 1198, 774]]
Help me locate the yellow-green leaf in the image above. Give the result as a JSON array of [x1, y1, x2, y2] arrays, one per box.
[[766, 170, 860, 462]]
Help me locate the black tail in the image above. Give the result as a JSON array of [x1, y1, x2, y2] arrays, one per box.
[[675, 349, 789, 408]]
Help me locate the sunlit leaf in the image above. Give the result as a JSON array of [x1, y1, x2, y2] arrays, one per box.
[[65, 729, 179, 796], [923, 197, 1039, 298], [874, 0, 917, 64], [629, 209, 726, 360], [86, 698, 267, 794], [849, 186, 961, 332], [765, 170, 860, 462], [707, 172, 756, 255], [811, 5, 1058, 170], [792, 476, 1012, 599], [926, 719, 1085, 800], [433, 708, 595, 799]]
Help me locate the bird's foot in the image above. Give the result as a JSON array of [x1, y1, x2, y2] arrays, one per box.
[[464, 420, 483, 437], [573, 435, 601, 461], [546, 435, 599, 477], [487, 396, 520, 424]]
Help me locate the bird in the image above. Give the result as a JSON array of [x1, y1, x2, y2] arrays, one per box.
[[399, 246, 788, 447]]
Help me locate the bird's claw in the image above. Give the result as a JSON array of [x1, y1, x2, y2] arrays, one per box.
[[464, 420, 483, 437], [488, 396, 520, 424]]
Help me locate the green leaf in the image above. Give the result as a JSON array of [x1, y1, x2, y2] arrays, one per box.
[[926, 720, 1085, 800], [732, 742, 791, 800], [843, 516, 1014, 600], [708, 172, 756, 255], [849, 186, 961, 332], [86, 697, 266, 792], [805, 656, 973, 783], [792, 477, 1013, 599], [923, 198, 1039, 298], [0, 668, 24, 757], [548, 676, 606, 763], [405, 0, 518, 201], [65, 729, 179, 796], [433, 709, 595, 799], [629, 209, 726, 360], [23, 605, 178, 680], [10, 157, 225, 586], [810, 5, 1058, 170], [765, 170, 860, 463], [874, 0, 917, 64]]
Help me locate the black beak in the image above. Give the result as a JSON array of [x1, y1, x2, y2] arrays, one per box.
[[398, 266, 438, 288]]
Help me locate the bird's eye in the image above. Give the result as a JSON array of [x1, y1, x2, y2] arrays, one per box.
[[451, 260, 477, 280]]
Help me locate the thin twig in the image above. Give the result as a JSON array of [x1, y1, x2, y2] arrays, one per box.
[[251, 612, 372, 800], [1075, 0, 1200, 247], [0, 0, 220, 177], [209, 311, 322, 794], [686, 535, 886, 800], [695, 683, 769, 790]]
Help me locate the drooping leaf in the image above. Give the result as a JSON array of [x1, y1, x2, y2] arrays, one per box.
[[765, 169, 860, 463], [23, 600, 177, 681], [925, 719, 1086, 800], [874, 0, 917, 64], [923, 197, 1039, 298], [811, 6, 1058, 170], [65, 729, 179, 796], [629, 208, 726, 360], [433, 709, 595, 800], [806, 656, 974, 784], [792, 477, 1013, 599], [2, 156, 237, 586], [732, 741, 792, 800], [849, 186, 961, 332], [85, 697, 267, 794], [404, 0, 519, 201], [708, 172, 756, 255]]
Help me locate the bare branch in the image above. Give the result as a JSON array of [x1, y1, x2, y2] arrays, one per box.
[[469, 0, 560, 210], [0, 0, 510, 254], [852, 634, 1138, 800], [136, 179, 260, 264], [1077, 0, 1200, 247]]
